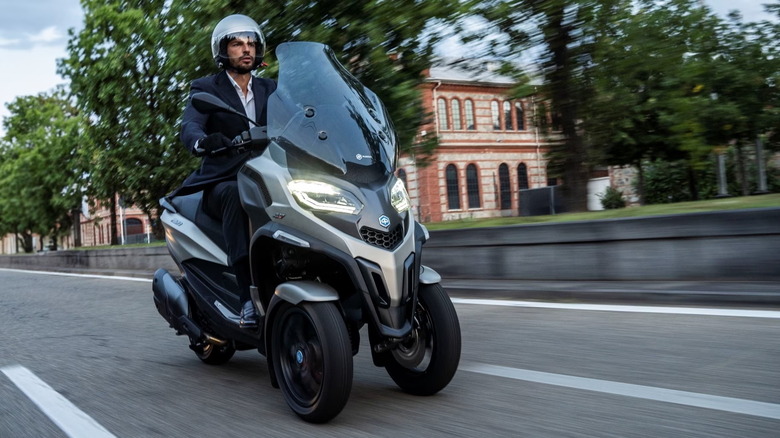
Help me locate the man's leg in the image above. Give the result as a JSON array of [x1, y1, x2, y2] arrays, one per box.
[[204, 181, 257, 327]]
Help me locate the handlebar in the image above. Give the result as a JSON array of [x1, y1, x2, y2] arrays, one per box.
[[196, 126, 270, 157]]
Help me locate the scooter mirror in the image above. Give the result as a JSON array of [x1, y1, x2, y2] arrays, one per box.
[[191, 92, 234, 113]]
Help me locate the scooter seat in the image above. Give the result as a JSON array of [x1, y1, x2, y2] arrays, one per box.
[[169, 192, 227, 253]]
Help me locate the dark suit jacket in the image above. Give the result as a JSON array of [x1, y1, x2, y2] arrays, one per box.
[[174, 71, 277, 196]]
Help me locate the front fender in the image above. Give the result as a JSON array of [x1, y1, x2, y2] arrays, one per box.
[[420, 265, 441, 285], [274, 280, 339, 304]]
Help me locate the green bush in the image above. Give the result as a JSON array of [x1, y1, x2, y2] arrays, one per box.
[[599, 186, 626, 209]]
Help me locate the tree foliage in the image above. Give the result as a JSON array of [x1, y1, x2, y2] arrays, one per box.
[[58, 0, 197, 241], [0, 88, 86, 252], [472, 0, 625, 212]]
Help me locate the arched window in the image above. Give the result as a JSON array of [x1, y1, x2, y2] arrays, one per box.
[[518, 163, 529, 190], [397, 168, 407, 189], [465, 99, 475, 130], [451, 99, 462, 130], [437, 98, 449, 131], [515, 101, 525, 130], [466, 164, 481, 208], [491, 101, 500, 130], [124, 218, 143, 235], [446, 164, 460, 210], [499, 163, 511, 210], [503, 101, 513, 130]]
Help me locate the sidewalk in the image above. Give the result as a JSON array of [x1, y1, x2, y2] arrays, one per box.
[[442, 279, 780, 307]]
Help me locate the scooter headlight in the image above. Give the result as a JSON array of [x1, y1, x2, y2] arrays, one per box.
[[390, 178, 410, 213], [288, 180, 363, 215]]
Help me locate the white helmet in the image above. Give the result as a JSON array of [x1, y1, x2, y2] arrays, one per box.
[[210, 14, 266, 70]]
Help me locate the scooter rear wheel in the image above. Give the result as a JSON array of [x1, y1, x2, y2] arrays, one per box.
[[194, 342, 236, 365], [271, 301, 353, 423]]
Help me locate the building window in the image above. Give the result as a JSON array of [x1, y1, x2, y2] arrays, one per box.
[[465, 99, 475, 130], [515, 101, 525, 130], [466, 164, 481, 208], [446, 164, 460, 210], [437, 98, 449, 131], [503, 101, 513, 130], [518, 163, 529, 190], [491, 101, 500, 130], [499, 163, 511, 210], [451, 99, 462, 130], [124, 218, 143, 235]]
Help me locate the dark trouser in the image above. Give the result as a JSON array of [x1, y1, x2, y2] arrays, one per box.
[[204, 181, 251, 302]]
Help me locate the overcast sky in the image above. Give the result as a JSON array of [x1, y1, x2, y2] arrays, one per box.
[[0, 0, 776, 137]]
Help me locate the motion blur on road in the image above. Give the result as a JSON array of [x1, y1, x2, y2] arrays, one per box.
[[1, 269, 778, 437]]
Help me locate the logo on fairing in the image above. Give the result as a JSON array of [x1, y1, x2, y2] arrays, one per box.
[[378, 215, 391, 228]]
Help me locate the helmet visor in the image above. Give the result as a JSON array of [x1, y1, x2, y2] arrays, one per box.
[[221, 31, 265, 56]]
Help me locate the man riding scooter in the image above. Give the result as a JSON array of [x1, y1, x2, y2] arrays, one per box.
[[175, 14, 276, 328]]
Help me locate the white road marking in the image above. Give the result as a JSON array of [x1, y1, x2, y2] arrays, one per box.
[[451, 298, 780, 318], [462, 363, 780, 420], [0, 267, 152, 282], [3, 267, 778, 318], [1, 365, 117, 438]]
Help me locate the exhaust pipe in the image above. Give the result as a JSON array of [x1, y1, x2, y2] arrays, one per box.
[[153, 269, 204, 341]]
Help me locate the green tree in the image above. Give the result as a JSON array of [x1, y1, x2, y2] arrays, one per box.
[[583, 0, 724, 203], [0, 88, 87, 252], [702, 6, 780, 194], [58, 0, 197, 241], [472, 0, 624, 212]]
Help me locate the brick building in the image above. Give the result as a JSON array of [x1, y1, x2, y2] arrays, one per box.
[[397, 59, 567, 223]]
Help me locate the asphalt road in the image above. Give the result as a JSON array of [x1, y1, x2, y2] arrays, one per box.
[[1, 268, 778, 437]]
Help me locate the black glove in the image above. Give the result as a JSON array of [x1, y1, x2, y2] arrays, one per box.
[[196, 132, 232, 155]]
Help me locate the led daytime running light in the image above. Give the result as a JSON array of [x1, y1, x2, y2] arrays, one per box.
[[288, 180, 362, 214], [390, 178, 411, 213]]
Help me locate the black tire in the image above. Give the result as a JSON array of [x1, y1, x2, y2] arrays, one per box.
[[194, 342, 236, 365], [384, 283, 461, 395], [271, 301, 353, 423]]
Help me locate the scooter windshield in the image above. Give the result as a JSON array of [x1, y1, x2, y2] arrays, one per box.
[[268, 42, 398, 180]]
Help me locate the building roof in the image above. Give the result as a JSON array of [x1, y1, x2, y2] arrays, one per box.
[[426, 57, 542, 87]]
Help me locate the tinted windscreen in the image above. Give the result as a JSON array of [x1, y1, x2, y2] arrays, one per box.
[[267, 42, 397, 179]]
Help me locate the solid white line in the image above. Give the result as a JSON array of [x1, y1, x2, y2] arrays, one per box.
[[461, 363, 780, 420], [451, 298, 780, 318], [1, 365, 117, 438], [0, 267, 152, 283]]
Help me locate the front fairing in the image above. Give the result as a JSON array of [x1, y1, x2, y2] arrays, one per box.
[[267, 42, 398, 181]]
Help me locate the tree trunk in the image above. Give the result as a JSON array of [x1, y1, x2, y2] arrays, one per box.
[[109, 195, 119, 246], [735, 144, 749, 196], [636, 161, 646, 205], [72, 208, 82, 247], [687, 164, 699, 201], [545, 3, 589, 212]]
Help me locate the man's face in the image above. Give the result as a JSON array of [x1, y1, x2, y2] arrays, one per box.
[[227, 36, 257, 72]]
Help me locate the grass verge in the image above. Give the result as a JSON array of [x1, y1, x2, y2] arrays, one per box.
[[423, 193, 780, 230]]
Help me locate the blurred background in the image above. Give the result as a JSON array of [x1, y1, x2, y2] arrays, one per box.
[[0, 0, 778, 253]]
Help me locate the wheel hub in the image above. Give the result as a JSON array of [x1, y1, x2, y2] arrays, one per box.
[[296, 348, 304, 364]]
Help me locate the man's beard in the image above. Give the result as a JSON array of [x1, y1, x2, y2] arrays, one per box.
[[231, 65, 254, 74], [229, 58, 254, 74]]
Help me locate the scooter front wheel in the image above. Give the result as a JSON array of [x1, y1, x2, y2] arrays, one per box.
[[384, 283, 461, 395], [271, 301, 353, 423]]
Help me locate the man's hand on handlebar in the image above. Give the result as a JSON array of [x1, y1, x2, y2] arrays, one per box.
[[194, 132, 232, 156]]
